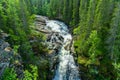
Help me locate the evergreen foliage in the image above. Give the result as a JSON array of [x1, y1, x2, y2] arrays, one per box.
[[0, 0, 120, 80]]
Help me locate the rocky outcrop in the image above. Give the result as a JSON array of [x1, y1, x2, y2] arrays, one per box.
[[33, 15, 60, 78], [35, 15, 48, 23], [0, 31, 24, 79], [33, 15, 76, 79], [34, 15, 51, 34]]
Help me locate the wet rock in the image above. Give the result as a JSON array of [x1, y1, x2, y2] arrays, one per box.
[[48, 52, 59, 71], [0, 40, 4, 45], [35, 15, 48, 23], [58, 35, 64, 42], [48, 50, 56, 54], [64, 44, 70, 51], [70, 40, 75, 54], [33, 15, 52, 34]]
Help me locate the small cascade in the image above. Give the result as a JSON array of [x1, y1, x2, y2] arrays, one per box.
[[45, 20, 80, 80]]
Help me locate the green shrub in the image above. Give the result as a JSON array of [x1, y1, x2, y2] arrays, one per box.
[[23, 65, 38, 80], [1, 68, 17, 80]]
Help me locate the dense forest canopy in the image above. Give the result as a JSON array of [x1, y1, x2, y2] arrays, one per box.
[[0, 0, 120, 80]]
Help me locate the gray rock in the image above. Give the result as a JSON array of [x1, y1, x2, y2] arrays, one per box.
[[35, 15, 48, 23], [0, 42, 9, 50], [0, 32, 24, 79]]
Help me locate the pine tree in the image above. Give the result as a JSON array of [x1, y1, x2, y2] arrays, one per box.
[[73, 0, 89, 56], [108, 1, 120, 63], [85, 0, 97, 36], [71, 0, 80, 27], [63, 0, 69, 23], [107, 2, 120, 79], [0, 0, 8, 31], [19, 0, 31, 33], [49, 0, 59, 17]]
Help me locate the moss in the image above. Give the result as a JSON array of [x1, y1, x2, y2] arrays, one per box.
[[78, 56, 100, 66], [78, 56, 88, 64]]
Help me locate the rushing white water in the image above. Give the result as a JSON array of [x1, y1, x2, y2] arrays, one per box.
[[45, 20, 80, 80]]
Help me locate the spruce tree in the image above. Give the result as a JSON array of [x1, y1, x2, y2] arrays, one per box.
[[71, 0, 80, 27]]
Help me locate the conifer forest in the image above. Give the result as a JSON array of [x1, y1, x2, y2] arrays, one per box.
[[0, 0, 120, 80]]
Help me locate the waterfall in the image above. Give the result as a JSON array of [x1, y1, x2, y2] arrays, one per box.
[[45, 20, 80, 80]]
